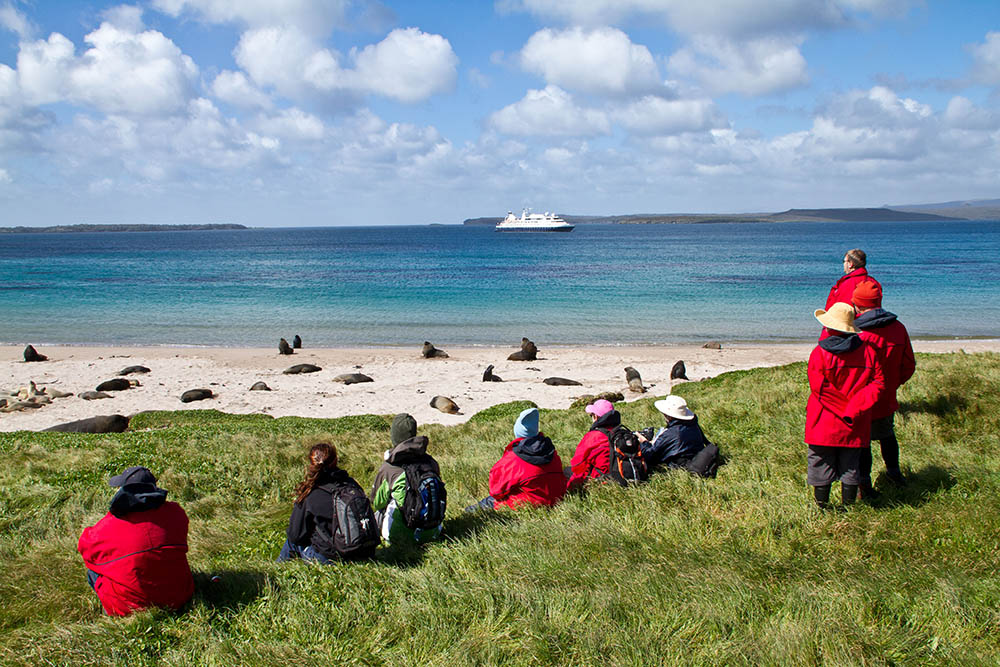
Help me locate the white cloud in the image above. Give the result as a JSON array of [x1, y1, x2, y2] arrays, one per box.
[[488, 85, 611, 137], [0, 3, 33, 39], [519, 27, 663, 97], [669, 35, 809, 96], [100, 5, 145, 33], [969, 31, 1000, 86], [611, 96, 727, 135], [212, 70, 273, 109], [0, 167, 10, 183], [350, 28, 457, 103], [254, 107, 324, 141], [152, 0, 349, 38]]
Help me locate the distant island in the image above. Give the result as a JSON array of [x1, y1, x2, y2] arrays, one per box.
[[0, 223, 248, 234]]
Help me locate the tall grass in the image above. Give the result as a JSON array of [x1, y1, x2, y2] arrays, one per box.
[[2, 353, 999, 665]]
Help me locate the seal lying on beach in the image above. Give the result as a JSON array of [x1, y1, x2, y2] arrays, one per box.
[[1, 400, 44, 412], [625, 366, 646, 393], [118, 365, 150, 376], [42, 387, 74, 398], [293, 335, 302, 349], [96, 379, 138, 392], [430, 395, 460, 414], [283, 364, 322, 374], [702, 341, 722, 350], [279, 338, 294, 355], [671, 360, 689, 380], [422, 341, 449, 358], [180, 388, 214, 403], [543, 377, 582, 386], [23, 345, 48, 362], [332, 373, 373, 385], [44, 414, 130, 433], [508, 338, 538, 361], [249, 381, 272, 391], [80, 391, 112, 400], [482, 365, 503, 382]]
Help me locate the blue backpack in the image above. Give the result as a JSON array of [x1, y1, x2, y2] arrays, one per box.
[[401, 460, 447, 530]]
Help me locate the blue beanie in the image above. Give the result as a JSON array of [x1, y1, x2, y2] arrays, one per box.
[[513, 407, 539, 440]]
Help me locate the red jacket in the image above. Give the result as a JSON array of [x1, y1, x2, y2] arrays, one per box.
[[567, 411, 619, 490], [78, 499, 193, 616], [825, 267, 880, 309], [489, 436, 567, 509], [805, 336, 885, 448], [856, 311, 915, 419]]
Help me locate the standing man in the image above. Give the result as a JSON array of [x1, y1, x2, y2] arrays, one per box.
[[853, 280, 916, 489], [78, 466, 194, 616], [826, 248, 881, 309]]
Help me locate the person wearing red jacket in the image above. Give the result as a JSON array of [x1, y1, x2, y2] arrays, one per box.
[[820, 249, 882, 341], [466, 407, 566, 511], [566, 399, 619, 491], [853, 280, 916, 489], [77, 466, 193, 616], [806, 302, 885, 508]]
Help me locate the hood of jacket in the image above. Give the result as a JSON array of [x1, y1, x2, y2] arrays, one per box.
[[589, 409, 622, 432], [384, 435, 430, 465], [855, 308, 898, 330], [819, 333, 862, 355], [109, 483, 168, 518], [512, 434, 556, 466]]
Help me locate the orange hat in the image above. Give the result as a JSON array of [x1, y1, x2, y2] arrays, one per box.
[[853, 280, 882, 308]]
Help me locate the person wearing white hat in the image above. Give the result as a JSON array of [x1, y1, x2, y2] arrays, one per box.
[[638, 395, 715, 472]]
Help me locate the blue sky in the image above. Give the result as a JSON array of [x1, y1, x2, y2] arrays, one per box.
[[1, 0, 999, 226]]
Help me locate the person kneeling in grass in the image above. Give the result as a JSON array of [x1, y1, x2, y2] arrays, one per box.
[[466, 407, 567, 511], [806, 302, 885, 508]]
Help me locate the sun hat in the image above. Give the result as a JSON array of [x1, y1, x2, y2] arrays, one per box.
[[513, 407, 539, 439], [654, 395, 695, 420], [852, 280, 882, 309], [584, 398, 614, 418], [108, 466, 156, 487], [391, 413, 418, 445], [814, 302, 858, 334]]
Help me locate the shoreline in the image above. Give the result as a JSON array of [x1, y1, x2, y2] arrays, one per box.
[[3, 340, 998, 433]]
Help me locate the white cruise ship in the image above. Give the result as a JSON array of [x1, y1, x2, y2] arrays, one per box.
[[495, 209, 575, 232]]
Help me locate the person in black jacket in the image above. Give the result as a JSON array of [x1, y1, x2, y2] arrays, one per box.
[[638, 395, 710, 469], [278, 442, 360, 563]]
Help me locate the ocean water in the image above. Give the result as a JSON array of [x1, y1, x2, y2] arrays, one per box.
[[1, 221, 998, 347]]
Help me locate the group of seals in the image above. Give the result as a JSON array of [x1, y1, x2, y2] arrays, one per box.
[[23, 345, 47, 362], [507, 338, 538, 362], [422, 341, 449, 358], [1, 381, 73, 412]]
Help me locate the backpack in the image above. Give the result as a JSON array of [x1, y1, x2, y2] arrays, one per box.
[[684, 443, 720, 478], [314, 480, 380, 560], [600, 426, 649, 487], [400, 460, 447, 530]]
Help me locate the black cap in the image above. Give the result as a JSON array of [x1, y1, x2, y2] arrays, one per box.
[[108, 466, 156, 487]]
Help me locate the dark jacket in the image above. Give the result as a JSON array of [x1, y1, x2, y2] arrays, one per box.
[[77, 484, 193, 616], [855, 308, 916, 419], [567, 410, 621, 490], [369, 436, 443, 544], [642, 416, 708, 467], [286, 468, 361, 557], [489, 434, 567, 509], [806, 334, 885, 448]]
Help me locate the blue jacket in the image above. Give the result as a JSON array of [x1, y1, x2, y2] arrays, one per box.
[[642, 416, 707, 467]]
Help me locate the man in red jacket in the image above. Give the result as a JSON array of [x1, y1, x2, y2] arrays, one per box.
[[77, 466, 193, 616], [806, 302, 885, 508], [566, 399, 619, 491], [853, 280, 916, 489], [826, 248, 882, 310]]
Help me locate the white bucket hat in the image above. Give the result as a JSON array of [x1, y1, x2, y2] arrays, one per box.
[[654, 395, 695, 420]]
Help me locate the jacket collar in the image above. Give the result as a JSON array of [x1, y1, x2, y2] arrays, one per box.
[[819, 333, 863, 354], [855, 307, 897, 330], [384, 435, 430, 464]]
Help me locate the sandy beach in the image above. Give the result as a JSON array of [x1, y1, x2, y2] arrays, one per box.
[[2, 340, 997, 432]]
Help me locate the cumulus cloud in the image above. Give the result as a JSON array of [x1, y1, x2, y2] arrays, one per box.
[[519, 27, 663, 96], [100, 5, 145, 32], [488, 85, 611, 137], [969, 31, 1000, 86], [212, 70, 273, 109], [669, 35, 809, 96], [350, 27, 458, 103], [152, 0, 350, 38], [611, 96, 727, 135], [253, 107, 325, 141]]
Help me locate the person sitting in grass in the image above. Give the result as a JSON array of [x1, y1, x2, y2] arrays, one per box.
[[566, 399, 620, 491], [466, 407, 567, 511], [77, 466, 193, 616], [807, 302, 885, 508], [636, 395, 718, 476], [370, 413, 446, 544]]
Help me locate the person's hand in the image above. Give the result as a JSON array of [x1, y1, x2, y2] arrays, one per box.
[[635, 433, 648, 443]]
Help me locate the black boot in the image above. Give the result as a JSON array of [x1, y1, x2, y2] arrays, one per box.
[[885, 468, 907, 487], [859, 483, 880, 502], [841, 484, 858, 506], [814, 484, 832, 510]]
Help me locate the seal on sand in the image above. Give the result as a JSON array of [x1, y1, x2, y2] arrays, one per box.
[[333, 373, 373, 385], [44, 414, 129, 433], [249, 381, 272, 391], [180, 388, 214, 403], [80, 391, 112, 400], [670, 360, 689, 380], [96, 379, 137, 392], [702, 341, 722, 350], [625, 366, 646, 393], [543, 377, 582, 386], [283, 363, 322, 374], [293, 335, 302, 349], [118, 365, 150, 376], [482, 364, 503, 382], [24, 345, 48, 362], [507, 338, 538, 361], [422, 341, 449, 358], [279, 338, 294, 355], [430, 395, 460, 414]]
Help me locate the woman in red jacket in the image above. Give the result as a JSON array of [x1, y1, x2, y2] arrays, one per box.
[[566, 399, 619, 491], [806, 302, 885, 508]]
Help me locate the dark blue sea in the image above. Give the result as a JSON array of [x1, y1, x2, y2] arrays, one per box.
[[1, 222, 998, 347]]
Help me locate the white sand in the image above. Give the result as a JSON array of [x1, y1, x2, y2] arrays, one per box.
[[2, 340, 997, 432]]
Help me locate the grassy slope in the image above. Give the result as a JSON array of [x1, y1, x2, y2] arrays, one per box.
[[1, 353, 998, 665]]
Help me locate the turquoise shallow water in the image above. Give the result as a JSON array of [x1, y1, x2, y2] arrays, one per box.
[[1, 221, 998, 346]]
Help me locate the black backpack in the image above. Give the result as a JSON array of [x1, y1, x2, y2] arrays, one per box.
[[314, 480, 380, 560], [400, 460, 447, 530], [600, 426, 649, 487]]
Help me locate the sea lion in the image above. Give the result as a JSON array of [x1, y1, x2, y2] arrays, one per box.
[[180, 388, 214, 403], [671, 360, 689, 380], [507, 338, 538, 361], [0, 400, 43, 412], [279, 338, 294, 355], [332, 373, 373, 385], [44, 414, 129, 433], [42, 388, 74, 398], [118, 365, 151, 376], [702, 341, 722, 350], [283, 364, 322, 374], [24, 345, 48, 362], [422, 341, 449, 358], [80, 391, 112, 400], [482, 364, 502, 382], [430, 395, 460, 414], [96, 378, 136, 392], [543, 377, 582, 386], [249, 381, 272, 391], [293, 335, 302, 349], [625, 366, 646, 393]]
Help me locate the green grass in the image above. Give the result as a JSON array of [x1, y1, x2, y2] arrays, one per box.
[[2, 352, 999, 665]]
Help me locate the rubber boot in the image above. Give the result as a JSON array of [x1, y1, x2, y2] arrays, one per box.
[[813, 484, 832, 510], [841, 483, 858, 506]]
